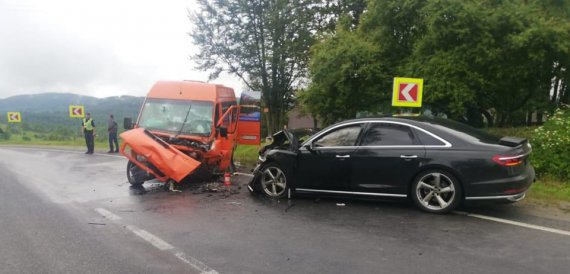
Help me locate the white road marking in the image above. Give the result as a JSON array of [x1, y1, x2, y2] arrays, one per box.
[[125, 225, 174, 251], [95, 208, 122, 221], [234, 172, 254, 177], [456, 211, 570, 237], [94, 208, 218, 273], [400, 83, 416, 102], [175, 252, 219, 274]]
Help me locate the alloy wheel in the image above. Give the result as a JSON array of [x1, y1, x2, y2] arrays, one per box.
[[261, 166, 287, 198], [415, 172, 456, 211]]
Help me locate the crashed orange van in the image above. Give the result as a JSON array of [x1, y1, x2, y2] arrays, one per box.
[[120, 80, 261, 186]]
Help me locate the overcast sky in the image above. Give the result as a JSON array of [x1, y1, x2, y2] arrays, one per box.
[[0, 0, 241, 99]]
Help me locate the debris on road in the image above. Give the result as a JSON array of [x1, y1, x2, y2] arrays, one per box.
[[336, 203, 346, 207], [167, 180, 182, 193], [88, 222, 106, 226]]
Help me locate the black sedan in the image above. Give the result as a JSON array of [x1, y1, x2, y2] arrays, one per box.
[[248, 116, 534, 213]]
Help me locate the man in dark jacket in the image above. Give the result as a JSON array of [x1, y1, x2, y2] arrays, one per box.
[[82, 113, 96, 154], [108, 114, 119, 153]]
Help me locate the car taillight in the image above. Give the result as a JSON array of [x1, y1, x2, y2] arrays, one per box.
[[492, 154, 525, 166]]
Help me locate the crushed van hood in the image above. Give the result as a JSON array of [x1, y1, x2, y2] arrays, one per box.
[[120, 128, 201, 183]]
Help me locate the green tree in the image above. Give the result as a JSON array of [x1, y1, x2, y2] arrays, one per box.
[[191, 0, 319, 134], [304, 0, 570, 127], [410, 0, 570, 126], [301, 29, 388, 125]]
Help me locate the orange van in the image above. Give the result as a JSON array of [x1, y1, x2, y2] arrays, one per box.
[[120, 80, 260, 185]]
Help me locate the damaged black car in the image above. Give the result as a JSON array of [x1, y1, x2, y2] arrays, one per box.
[[248, 116, 534, 214]]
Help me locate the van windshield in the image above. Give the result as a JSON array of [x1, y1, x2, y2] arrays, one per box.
[[138, 99, 214, 136]]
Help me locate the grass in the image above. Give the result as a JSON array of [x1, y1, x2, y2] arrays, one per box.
[[233, 144, 263, 167], [527, 178, 570, 204], [0, 131, 114, 151]]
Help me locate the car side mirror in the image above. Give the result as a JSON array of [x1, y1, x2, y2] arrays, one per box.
[[219, 126, 228, 138], [124, 117, 133, 130], [304, 143, 315, 153]]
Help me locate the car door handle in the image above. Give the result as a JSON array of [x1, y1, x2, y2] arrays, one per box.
[[336, 155, 350, 158], [400, 155, 418, 159]]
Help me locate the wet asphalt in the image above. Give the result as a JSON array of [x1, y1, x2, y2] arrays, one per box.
[[0, 147, 569, 274]]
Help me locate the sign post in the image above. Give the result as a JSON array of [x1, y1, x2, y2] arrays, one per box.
[[69, 105, 85, 118], [392, 77, 424, 108], [7, 112, 22, 123]]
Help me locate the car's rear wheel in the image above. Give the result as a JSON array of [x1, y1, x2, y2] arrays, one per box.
[[411, 170, 462, 214], [259, 163, 289, 199]]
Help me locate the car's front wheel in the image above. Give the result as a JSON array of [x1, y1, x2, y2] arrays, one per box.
[[127, 161, 145, 186], [259, 163, 289, 199], [411, 170, 462, 214]]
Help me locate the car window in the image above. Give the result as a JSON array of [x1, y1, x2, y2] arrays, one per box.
[[360, 123, 416, 146], [313, 125, 362, 147], [414, 129, 446, 146]]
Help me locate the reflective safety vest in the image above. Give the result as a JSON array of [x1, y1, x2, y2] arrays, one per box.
[[84, 118, 94, 131]]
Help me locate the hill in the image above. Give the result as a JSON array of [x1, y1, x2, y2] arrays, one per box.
[[0, 93, 144, 139]]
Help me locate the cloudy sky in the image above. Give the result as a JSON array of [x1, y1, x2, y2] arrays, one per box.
[[0, 0, 240, 99]]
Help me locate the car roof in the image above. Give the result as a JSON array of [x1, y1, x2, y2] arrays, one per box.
[[328, 115, 503, 148]]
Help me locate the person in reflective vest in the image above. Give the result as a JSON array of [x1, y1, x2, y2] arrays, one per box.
[[82, 113, 96, 154]]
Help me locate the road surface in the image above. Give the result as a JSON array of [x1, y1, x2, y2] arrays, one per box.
[[0, 147, 568, 273]]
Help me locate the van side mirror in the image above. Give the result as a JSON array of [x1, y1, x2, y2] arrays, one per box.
[[219, 126, 228, 138], [124, 117, 133, 130]]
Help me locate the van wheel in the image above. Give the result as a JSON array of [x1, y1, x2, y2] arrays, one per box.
[[127, 161, 144, 186], [411, 170, 462, 214]]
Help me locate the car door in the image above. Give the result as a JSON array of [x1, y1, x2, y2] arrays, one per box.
[[350, 122, 426, 195], [295, 123, 364, 191]]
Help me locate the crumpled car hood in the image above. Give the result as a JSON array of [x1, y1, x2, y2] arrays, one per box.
[[259, 130, 299, 155], [120, 128, 201, 183]]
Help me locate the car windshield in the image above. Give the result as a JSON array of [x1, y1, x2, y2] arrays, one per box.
[[138, 99, 214, 136]]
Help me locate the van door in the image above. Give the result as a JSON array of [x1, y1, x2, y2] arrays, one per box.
[[237, 91, 261, 145]]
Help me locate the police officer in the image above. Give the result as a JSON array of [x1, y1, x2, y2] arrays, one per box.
[[82, 113, 96, 154]]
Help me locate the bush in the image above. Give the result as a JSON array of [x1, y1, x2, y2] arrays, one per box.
[[531, 105, 570, 180], [0, 131, 10, 140]]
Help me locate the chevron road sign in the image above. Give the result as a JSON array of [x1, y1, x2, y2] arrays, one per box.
[[392, 77, 424, 108], [7, 112, 22, 123], [69, 105, 85, 118]]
